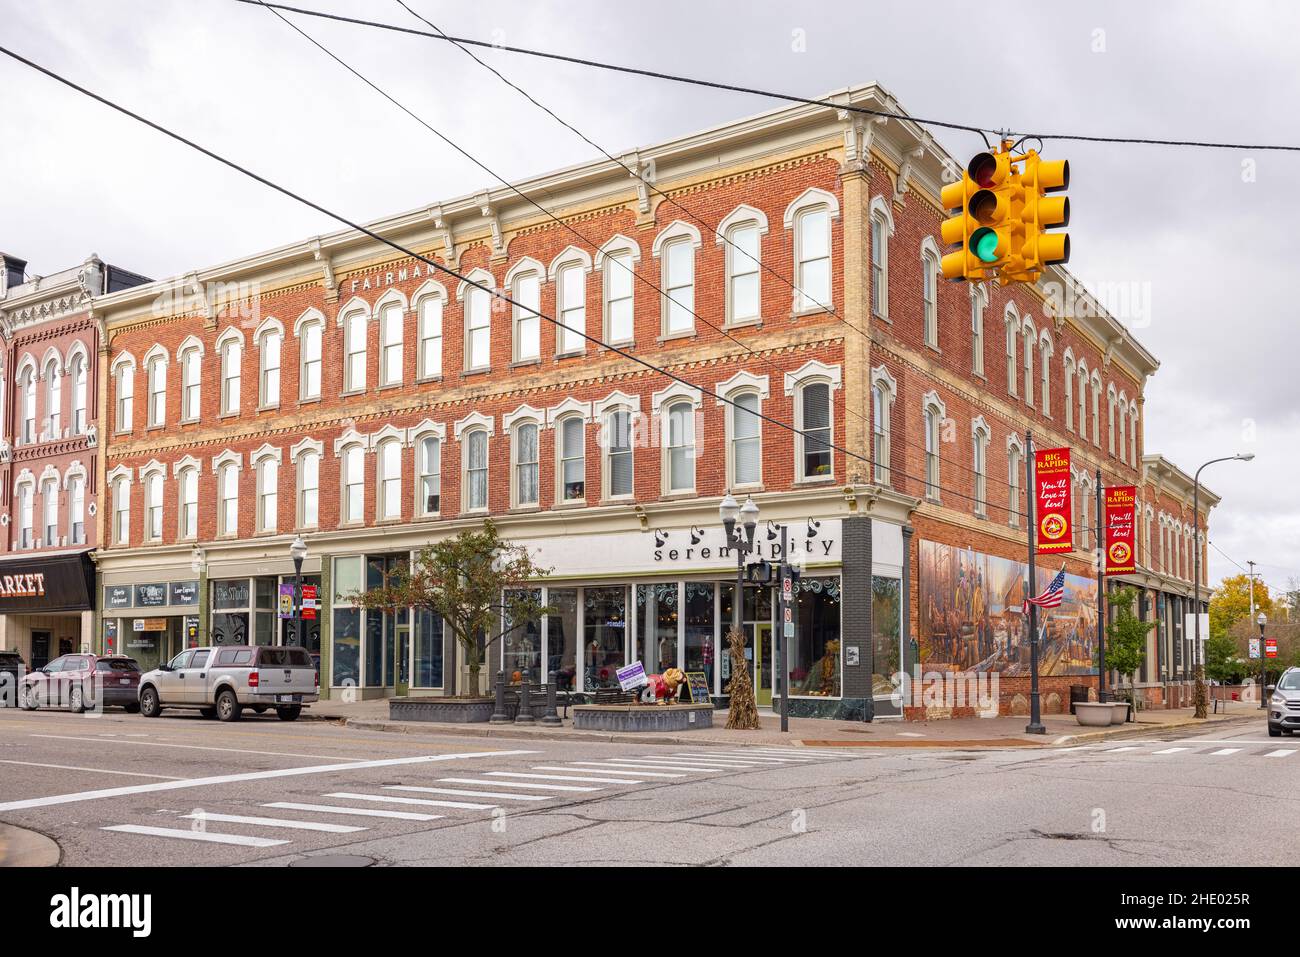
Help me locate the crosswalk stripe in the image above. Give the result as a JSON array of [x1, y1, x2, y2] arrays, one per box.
[[438, 777, 602, 792], [1208, 749, 1242, 756], [179, 812, 365, 833], [550, 765, 686, 778], [324, 791, 497, 810], [565, 762, 715, 773], [383, 786, 548, 802], [101, 824, 289, 847], [699, 750, 821, 760], [264, 801, 442, 821], [627, 756, 762, 767], [1152, 747, 1190, 755], [667, 753, 803, 764], [1264, 749, 1297, 758], [484, 771, 639, 785]]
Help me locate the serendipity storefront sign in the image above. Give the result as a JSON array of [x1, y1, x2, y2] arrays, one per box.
[[1104, 485, 1138, 575], [1034, 447, 1073, 555]]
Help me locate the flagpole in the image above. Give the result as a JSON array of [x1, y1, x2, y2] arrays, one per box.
[[1025, 431, 1045, 734], [1096, 468, 1108, 704]]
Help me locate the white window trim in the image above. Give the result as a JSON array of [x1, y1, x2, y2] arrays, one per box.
[[922, 390, 947, 503], [595, 234, 641, 346], [456, 267, 497, 373], [505, 258, 545, 365], [337, 298, 370, 395], [461, 427, 491, 515], [871, 364, 897, 487], [971, 416, 990, 518], [720, 381, 766, 491], [920, 235, 941, 349], [143, 345, 169, 429], [652, 220, 702, 338], [717, 205, 769, 327], [412, 280, 448, 382], [792, 374, 839, 484], [970, 284, 988, 376], [553, 412, 588, 505], [549, 246, 593, 357], [110, 352, 135, 435], [1007, 433, 1024, 528], [410, 419, 446, 518], [509, 416, 543, 509], [373, 435, 405, 523], [869, 195, 895, 322], [660, 398, 699, 496]]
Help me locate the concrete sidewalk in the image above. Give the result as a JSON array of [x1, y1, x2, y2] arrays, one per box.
[[306, 696, 1263, 749], [0, 824, 59, 867]]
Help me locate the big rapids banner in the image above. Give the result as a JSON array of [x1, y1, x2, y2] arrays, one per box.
[[1034, 447, 1073, 555]]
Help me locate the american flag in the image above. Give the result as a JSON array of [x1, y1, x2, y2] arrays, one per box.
[[1022, 567, 1066, 613]]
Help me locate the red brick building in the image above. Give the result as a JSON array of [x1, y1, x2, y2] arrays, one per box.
[[0, 253, 147, 670], [90, 85, 1215, 716]]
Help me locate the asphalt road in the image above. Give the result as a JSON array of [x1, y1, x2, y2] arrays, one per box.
[[0, 707, 1292, 866]]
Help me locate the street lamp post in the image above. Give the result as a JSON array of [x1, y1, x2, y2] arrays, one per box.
[[1192, 453, 1253, 719], [1258, 612, 1268, 710], [719, 493, 759, 699], [289, 535, 308, 649]]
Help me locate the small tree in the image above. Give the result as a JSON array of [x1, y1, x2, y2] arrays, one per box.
[[1204, 633, 1244, 684], [350, 520, 551, 697], [1104, 586, 1152, 708]]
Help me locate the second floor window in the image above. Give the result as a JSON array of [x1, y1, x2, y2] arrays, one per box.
[[342, 445, 364, 523], [179, 467, 198, 539], [145, 473, 163, 542], [257, 459, 278, 533], [112, 479, 129, 545], [870, 212, 888, 318], [219, 464, 239, 536], [558, 416, 585, 502], [298, 452, 319, 529], [300, 321, 322, 400], [465, 430, 488, 511], [872, 384, 889, 486], [513, 272, 541, 363], [924, 406, 941, 501], [796, 207, 831, 312], [378, 440, 401, 520], [605, 410, 634, 498], [380, 303, 402, 386], [799, 383, 832, 480], [514, 423, 539, 506], [418, 437, 440, 516], [42, 479, 58, 545], [18, 484, 32, 548], [147, 357, 166, 427], [221, 340, 241, 415], [972, 427, 988, 518], [556, 264, 585, 355], [665, 401, 696, 493], [922, 250, 939, 348], [730, 392, 761, 487], [970, 291, 985, 375], [260, 331, 281, 407]]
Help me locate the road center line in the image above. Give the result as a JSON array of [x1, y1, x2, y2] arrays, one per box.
[[0, 750, 538, 812], [0, 759, 187, 780]]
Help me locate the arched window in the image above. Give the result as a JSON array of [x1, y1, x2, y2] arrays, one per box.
[[972, 419, 989, 518], [112, 476, 130, 546], [297, 451, 319, 529], [377, 438, 402, 520], [513, 422, 540, 507], [70, 352, 88, 434], [656, 223, 699, 337], [795, 205, 832, 312], [341, 444, 364, 524], [220, 335, 241, 415], [729, 392, 762, 488], [798, 382, 833, 481], [343, 309, 367, 392], [1129, 404, 1140, 464], [1039, 338, 1052, 416], [464, 429, 489, 511], [557, 415, 585, 503], [113, 358, 134, 433], [602, 245, 636, 345], [1107, 386, 1118, 455], [1117, 397, 1128, 463], [869, 198, 893, 320], [1005, 313, 1018, 396], [68, 473, 86, 545], [178, 466, 198, 540], [16, 480, 33, 548], [416, 288, 444, 380], [180, 341, 201, 421], [44, 359, 62, 437], [921, 241, 939, 348], [555, 256, 588, 356], [379, 300, 403, 387], [664, 400, 696, 493], [259, 326, 282, 408], [970, 285, 987, 376], [1008, 438, 1024, 529], [725, 218, 762, 325], [1090, 375, 1102, 446], [1063, 353, 1076, 432], [871, 365, 896, 487], [18, 365, 36, 444], [299, 317, 323, 401], [1077, 365, 1088, 437], [511, 265, 542, 363], [145, 471, 163, 542], [417, 435, 441, 515], [603, 409, 635, 498], [922, 394, 945, 502], [257, 456, 279, 533], [146, 352, 166, 427], [42, 477, 59, 546], [218, 463, 239, 536], [463, 275, 493, 372], [1022, 323, 1035, 406]]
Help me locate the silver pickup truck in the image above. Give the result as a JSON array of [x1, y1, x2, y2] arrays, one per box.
[[137, 645, 319, 722]]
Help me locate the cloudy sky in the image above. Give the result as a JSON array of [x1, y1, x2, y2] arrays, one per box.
[[3, 0, 1296, 594]]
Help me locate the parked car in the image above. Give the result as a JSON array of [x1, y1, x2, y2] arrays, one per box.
[[1267, 667, 1300, 737], [0, 650, 25, 706], [137, 645, 319, 722], [18, 654, 142, 713]]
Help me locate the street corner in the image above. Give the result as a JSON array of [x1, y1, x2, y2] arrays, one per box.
[[0, 822, 60, 867]]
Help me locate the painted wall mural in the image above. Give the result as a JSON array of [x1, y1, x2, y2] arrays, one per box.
[[918, 540, 1098, 677]]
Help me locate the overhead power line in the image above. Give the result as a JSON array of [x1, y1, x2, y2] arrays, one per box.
[[236, 0, 1300, 153]]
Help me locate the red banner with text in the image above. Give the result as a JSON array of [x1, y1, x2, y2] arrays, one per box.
[[1034, 447, 1073, 554], [1104, 485, 1138, 575]]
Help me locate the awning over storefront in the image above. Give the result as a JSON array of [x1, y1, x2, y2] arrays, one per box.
[[0, 550, 96, 614]]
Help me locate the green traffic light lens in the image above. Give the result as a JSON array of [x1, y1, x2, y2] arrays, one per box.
[[971, 228, 1000, 263]]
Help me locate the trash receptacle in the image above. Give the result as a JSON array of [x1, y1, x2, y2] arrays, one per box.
[[1069, 684, 1090, 715]]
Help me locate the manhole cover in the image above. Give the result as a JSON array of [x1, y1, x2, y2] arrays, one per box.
[[290, 855, 374, 868]]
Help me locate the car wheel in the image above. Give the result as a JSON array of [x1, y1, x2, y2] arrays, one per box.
[[216, 689, 242, 722], [251, 706, 268, 715], [275, 705, 302, 722], [23, 686, 39, 711], [1268, 725, 1281, 737], [139, 686, 162, 718], [199, 707, 217, 719], [69, 685, 85, 714]]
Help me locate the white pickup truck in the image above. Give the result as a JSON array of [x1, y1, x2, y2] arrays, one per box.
[[137, 645, 319, 722]]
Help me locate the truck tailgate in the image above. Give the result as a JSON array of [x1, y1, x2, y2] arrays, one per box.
[[254, 647, 316, 697]]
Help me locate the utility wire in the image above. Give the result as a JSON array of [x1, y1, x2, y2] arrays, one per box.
[[237, 1, 1300, 153], [0, 40, 1022, 518]]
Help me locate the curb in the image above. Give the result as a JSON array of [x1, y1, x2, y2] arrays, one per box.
[[344, 718, 793, 748], [0, 823, 60, 867], [1048, 713, 1258, 746]]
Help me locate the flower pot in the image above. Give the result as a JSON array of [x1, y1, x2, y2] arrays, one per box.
[[1109, 701, 1131, 725], [1074, 702, 1114, 727]]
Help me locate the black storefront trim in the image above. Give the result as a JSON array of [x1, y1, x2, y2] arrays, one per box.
[[0, 551, 96, 614]]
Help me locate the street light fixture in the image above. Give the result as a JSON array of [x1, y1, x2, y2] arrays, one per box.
[[290, 535, 308, 648], [1192, 453, 1253, 718], [1257, 612, 1268, 710], [719, 492, 759, 668]]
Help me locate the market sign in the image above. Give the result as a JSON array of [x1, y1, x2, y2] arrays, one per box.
[[0, 553, 95, 613], [1104, 485, 1138, 575], [1034, 447, 1073, 555]]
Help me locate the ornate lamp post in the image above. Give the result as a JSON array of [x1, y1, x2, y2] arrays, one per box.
[[289, 535, 308, 648], [719, 492, 760, 638], [1257, 612, 1268, 711]]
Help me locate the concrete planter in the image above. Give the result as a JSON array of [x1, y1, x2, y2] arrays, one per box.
[[1074, 702, 1114, 727], [573, 703, 714, 732], [1109, 701, 1132, 725], [389, 697, 496, 724]]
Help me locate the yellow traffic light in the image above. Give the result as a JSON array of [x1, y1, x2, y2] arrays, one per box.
[[940, 148, 1020, 282], [1014, 151, 1070, 280]]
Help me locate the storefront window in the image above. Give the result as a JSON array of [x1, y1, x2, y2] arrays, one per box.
[[332, 606, 361, 687], [333, 556, 362, 603], [365, 609, 383, 688], [547, 588, 577, 690], [790, 577, 841, 698], [503, 587, 542, 684], [584, 586, 626, 689], [637, 583, 678, 673], [212, 612, 248, 646], [683, 583, 715, 689], [213, 579, 250, 610], [871, 577, 901, 697], [414, 609, 443, 689], [255, 611, 275, 646]]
